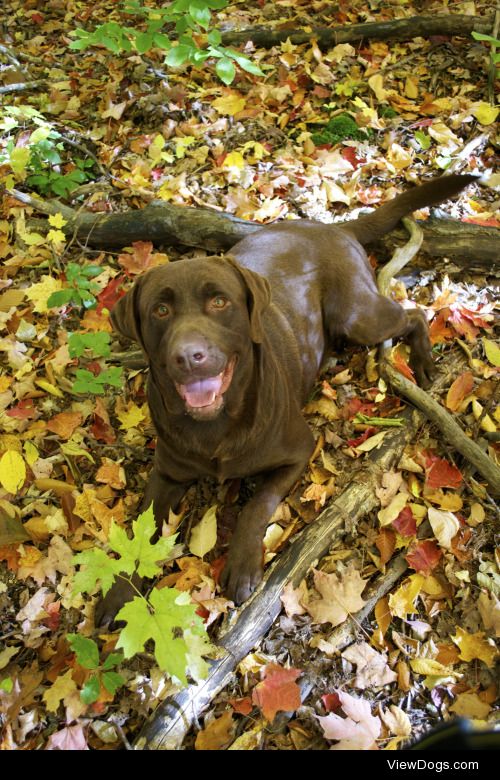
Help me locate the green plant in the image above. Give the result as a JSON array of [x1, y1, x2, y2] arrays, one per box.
[[47, 263, 102, 309], [67, 635, 125, 704], [69, 0, 263, 85], [72, 506, 214, 684], [311, 113, 372, 147], [72, 367, 123, 395], [0, 106, 95, 197], [472, 31, 500, 74], [68, 331, 111, 359]]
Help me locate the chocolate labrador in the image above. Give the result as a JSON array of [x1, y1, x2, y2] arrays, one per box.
[[95, 173, 475, 625]]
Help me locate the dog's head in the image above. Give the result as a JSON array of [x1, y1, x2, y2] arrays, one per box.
[[111, 256, 270, 420]]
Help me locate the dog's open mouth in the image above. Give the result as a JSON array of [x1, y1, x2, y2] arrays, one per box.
[[175, 356, 236, 418]]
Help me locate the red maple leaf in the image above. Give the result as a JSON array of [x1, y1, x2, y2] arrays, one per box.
[[322, 692, 341, 713], [96, 276, 127, 314], [392, 506, 417, 537], [425, 458, 462, 490], [228, 696, 253, 715], [347, 427, 377, 447], [6, 399, 37, 419], [344, 397, 376, 419], [406, 540, 442, 574], [252, 664, 302, 722]]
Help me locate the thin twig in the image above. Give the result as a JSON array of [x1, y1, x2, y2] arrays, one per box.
[[0, 80, 47, 94]]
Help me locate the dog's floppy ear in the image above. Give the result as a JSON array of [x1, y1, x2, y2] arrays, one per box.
[[224, 255, 271, 343], [110, 278, 145, 350]]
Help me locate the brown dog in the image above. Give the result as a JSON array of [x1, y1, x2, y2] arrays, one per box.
[[95, 173, 475, 625]]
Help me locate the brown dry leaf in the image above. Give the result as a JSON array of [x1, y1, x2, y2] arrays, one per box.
[[477, 592, 500, 637], [342, 642, 397, 689], [195, 710, 235, 751], [305, 566, 367, 626], [281, 580, 307, 617], [375, 596, 391, 637], [95, 458, 126, 489], [375, 528, 396, 566]]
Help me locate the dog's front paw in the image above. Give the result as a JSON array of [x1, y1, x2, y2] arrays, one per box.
[[94, 574, 142, 630], [412, 352, 436, 389], [220, 544, 264, 606]]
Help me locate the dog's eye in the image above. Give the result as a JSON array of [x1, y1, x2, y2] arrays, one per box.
[[154, 303, 170, 318], [210, 295, 229, 310]]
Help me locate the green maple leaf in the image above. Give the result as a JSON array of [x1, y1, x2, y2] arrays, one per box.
[[115, 588, 209, 684], [67, 634, 99, 669], [72, 547, 121, 596], [108, 505, 178, 579]]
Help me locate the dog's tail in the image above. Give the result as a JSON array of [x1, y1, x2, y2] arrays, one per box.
[[342, 173, 478, 245]]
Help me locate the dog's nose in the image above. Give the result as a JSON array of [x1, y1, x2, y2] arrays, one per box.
[[174, 342, 208, 371]]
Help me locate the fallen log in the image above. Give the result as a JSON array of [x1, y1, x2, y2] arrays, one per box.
[[11, 189, 500, 267], [134, 407, 420, 749], [220, 14, 494, 49]]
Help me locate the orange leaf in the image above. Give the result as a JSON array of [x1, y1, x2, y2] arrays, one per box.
[[392, 350, 416, 383], [374, 596, 391, 637], [375, 528, 396, 566], [46, 412, 83, 439], [405, 540, 442, 574], [228, 696, 253, 715], [252, 664, 302, 722], [446, 371, 474, 412], [429, 309, 453, 345]]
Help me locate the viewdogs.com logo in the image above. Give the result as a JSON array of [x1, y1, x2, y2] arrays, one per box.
[[387, 760, 479, 772]]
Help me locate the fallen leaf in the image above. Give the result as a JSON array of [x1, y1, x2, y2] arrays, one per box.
[[281, 580, 307, 617], [427, 507, 460, 549], [189, 505, 217, 558], [342, 642, 397, 689], [380, 705, 411, 737], [195, 710, 235, 751], [317, 690, 381, 750], [251, 663, 302, 722], [425, 458, 462, 490], [0, 451, 26, 495], [405, 540, 442, 575], [388, 574, 424, 619], [451, 627, 499, 668], [445, 371, 474, 411], [449, 692, 491, 719], [45, 723, 89, 750], [305, 567, 367, 626]]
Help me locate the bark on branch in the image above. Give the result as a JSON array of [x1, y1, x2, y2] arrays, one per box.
[[11, 189, 499, 267], [220, 14, 494, 49]]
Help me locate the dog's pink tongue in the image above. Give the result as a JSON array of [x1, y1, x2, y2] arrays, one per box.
[[181, 376, 223, 407]]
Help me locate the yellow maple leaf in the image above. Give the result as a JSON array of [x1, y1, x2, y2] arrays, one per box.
[[43, 669, 78, 713], [222, 151, 245, 170], [116, 401, 146, 430], [388, 573, 424, 618], [451, 627, 499, 668], [175, 136, 196, 159], [47, 229, 66, 244], [0, 451, 26, 494], [48, 212, 67, 229], [212, 93, 246, 116], [25, 275, 63, 313]]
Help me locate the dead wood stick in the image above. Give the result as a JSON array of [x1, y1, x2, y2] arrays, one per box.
[[9, 189, 499, 266], [134, 409, 420, 749], [377, 221, 500, 496], [220, 14, 493, 49]]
